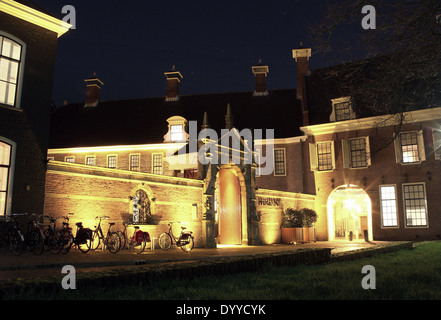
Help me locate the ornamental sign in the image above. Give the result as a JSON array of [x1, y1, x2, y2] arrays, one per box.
[[257, 196, 281, 207]]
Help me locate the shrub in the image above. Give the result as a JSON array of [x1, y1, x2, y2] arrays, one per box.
[[281, 208, 317, 228]]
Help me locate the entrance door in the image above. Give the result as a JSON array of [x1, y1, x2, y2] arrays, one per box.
[[327, 185, 372, 241], [218, 168, 242, 245]]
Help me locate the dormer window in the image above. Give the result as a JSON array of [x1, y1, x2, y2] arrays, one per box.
[[164, 116, 189, 142], [170, 125, 184, 142], [330, 97, 356, 122]]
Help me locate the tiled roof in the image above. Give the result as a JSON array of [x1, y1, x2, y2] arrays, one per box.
[[49, 89, 302, 148]]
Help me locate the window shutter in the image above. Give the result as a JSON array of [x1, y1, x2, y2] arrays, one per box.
[[309, 143, 318, 171], [417, 130, 426, 162], [433, 129, 441, 160], [365, 136, 372, 166], [341, 139, 351, 168], [393, 133, 402, 164], [331, 140, 336, 170]]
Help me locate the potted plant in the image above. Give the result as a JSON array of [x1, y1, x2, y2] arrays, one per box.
[[281, 208, 317, 244]]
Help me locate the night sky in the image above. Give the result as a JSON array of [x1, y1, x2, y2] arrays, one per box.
[[30, 1, 357, 107]]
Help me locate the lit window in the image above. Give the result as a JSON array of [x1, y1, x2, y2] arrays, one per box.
[[379, 185, 398, 228], [317, 142, 333, 171], [85, 156, 95, 166], [394, 131, 426, 164], [164, 116, 188, 142], [65, 156, 74, 163], [342, 137, 371, 169], [130, 154, 140, 171], [107, 155, 117, 168], [330, 97, 356, 122], [0, 36, 22, 107], [170, 125, 184, 142], [152, 153, 163, 175], [403, 183, 427, 227], [309, 141, 335, 172], [0, 141, 12, 216], [274, 149, 286, 176]]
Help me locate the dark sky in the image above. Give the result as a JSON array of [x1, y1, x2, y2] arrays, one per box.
[[30, 0, 354, 106]]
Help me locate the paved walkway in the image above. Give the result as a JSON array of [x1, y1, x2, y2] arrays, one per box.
[[0, 240, 395, 282]]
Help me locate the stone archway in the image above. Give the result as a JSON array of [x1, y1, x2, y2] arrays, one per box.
[[327, 185, 372, 241]]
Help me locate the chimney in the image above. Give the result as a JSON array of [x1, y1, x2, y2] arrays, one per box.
[[164, 65, 183, 101], [292, 44, 311, 126], [225, 103, 234, 130], [252, 59, 269, 96], [84, 72, 103, 107]]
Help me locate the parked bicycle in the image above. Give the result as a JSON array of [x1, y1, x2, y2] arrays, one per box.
[[56, 213, 92, 254], [117, 221, 150, 254], [5, 215, 24, 256], [90, 216, 121, 253], [158, 222, 194, 252], [43, 215, 63, 254]]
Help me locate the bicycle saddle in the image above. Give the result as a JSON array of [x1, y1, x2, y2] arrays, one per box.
[[181, 226, 187, 230], [134, 226, 140, 229], [109, 222, 115, 226]]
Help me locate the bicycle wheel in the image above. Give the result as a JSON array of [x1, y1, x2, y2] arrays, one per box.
[[78, 238, 91, 253], [8, 230, 24, 256], [158, 233, 172, 250], [48, 232, 63, 254], [133, 237, 146, 254], [60, 230, 73, 254], [180, 235, 195, 252], [30, 229, 44, 255], [117, 231, 126, 251], [106, 232, 121, 253], [90, 230, 101, 250]]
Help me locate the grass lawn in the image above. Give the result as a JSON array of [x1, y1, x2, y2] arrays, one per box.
[[5, 241, 441, 300]]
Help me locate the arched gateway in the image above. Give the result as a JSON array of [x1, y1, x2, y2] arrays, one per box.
[[327, 185, 373, 241]]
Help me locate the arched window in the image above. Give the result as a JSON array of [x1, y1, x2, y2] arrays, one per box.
[[0, 34, 24, 107], [0, 140, 13, 216], [132, 189, 152, 224]]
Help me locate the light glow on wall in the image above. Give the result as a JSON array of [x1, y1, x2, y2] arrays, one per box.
[[0, 0, 71, 37]]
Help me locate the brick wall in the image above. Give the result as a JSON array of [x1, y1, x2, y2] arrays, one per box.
[[0, 12, 59, 216], [44, 161, 205, 246], [303, 119, 441, 241], [256, 189, 316, 244]]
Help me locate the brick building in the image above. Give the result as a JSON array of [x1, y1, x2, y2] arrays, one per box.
[[46, 47, 440, 246], [0, 0, 70, 219]]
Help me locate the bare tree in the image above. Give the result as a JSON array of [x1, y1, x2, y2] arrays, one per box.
[[308, 0, 441, 154]]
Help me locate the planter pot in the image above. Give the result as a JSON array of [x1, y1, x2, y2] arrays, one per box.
[[281, 227, 316, 244]]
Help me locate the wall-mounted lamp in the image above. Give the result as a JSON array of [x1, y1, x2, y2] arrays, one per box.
[[427, 171, 432, 181]]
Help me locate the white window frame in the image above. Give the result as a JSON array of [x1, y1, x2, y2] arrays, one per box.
[[85, 155, 96, 166], [0, 137, 16, 216], [342, 136, 371, 169], [129, 154, 140, 172], [107, 154, 118, 169], [309, 141, 335, 172], [164, 116, 189, 142], [0, 32, 26, 109], [64, 156, 75, 163], [394, 130, 426, 164], [273, 148, 286, 176], [379, 185, 399, 229], [330, 97, 356, 122], [152, 153, 163, 175], [402, 182, 429, 228]]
